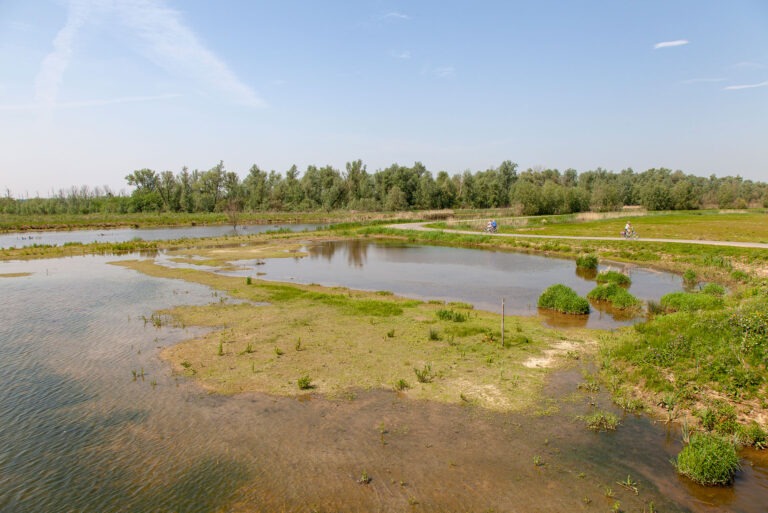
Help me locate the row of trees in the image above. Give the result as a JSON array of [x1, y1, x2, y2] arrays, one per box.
[[2, 160, 767, 216]]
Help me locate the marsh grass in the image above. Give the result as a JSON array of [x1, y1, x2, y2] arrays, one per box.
[[579, 410, 620, 431], [674, 433, 740, 486], [538, 284, 590, 315], [436, 309, 468, 322], [596, 270, 631, 287], [587, 283, 642, 310], [575, 254, 598, 270]]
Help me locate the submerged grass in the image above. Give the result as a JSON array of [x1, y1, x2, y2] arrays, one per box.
[[114, 258, 592, 411]]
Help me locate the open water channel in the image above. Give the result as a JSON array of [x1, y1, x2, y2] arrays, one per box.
[[1, 238, 766, 512]]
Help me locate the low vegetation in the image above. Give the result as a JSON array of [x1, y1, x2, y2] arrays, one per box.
[[674, 433, 740, 486], [114, 257, 590, 411], [659, 291, 723, 313], [538, 284, 590, 315], [596, 270, 631, 287], [587, 283, 642, 310], [575, 254, 598, 269]]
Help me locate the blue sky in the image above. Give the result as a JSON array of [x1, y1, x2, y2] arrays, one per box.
[[1, 0, 766, 197]]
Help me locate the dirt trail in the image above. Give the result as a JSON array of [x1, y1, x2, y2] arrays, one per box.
[[388, 222, 768, 249]]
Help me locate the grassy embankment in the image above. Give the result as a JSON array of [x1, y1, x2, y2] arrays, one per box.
[[115, 254, 591, 411]]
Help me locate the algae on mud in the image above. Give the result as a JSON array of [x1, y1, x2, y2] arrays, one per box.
[[114, 255, 595, 411]]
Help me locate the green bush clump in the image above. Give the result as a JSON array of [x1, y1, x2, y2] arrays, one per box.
[[596, 270, 631, 286], [436, 309, 468, 322], [587, 283, 642, 310], [674, 433, 740, 486], [576, 254, 598, 270], [701, 283, 726, 296], [538, 284, 590, 315], [660, 292, 723, 313]]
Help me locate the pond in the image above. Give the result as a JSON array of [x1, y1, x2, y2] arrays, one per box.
[[0, 223, 322, 249], [200, 239, 682, 329], [1, 249, 765, 512]]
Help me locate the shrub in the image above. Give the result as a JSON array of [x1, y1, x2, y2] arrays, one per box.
[[576, 254, 598, 270], [587, 283, 641, 310], [596, 270, 631, 286], [674, 433, 740, 486], [538, 284, 590, 315], [660, 292, 722, 313]]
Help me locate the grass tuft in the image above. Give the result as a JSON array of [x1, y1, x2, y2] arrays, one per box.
[[674, 433, 740, 486], [538, 284, 590, 315]]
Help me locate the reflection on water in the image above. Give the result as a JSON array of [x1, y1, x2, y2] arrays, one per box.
[[1, 252, 765, 512], [230, 240, 681, 329], [0, 223, 321, 249]]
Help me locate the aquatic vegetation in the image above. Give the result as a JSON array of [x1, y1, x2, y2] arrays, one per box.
[[575, 253, 598, 269], [587, 283, 642, 310], [682, 268, 697, 285], [580, 410, 619, 431], [537, 284, 590, 315], [674, 433, 740, 486], [701, 282, 725, 296], [596, 270, 631, 287]]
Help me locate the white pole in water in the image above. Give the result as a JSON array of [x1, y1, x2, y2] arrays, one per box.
[[501, 298, 505, 347]]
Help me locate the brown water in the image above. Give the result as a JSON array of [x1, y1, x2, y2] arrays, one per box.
[[1, 251, 765, 512]]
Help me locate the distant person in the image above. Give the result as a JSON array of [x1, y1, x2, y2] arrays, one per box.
[[623, 221, 633, 238]]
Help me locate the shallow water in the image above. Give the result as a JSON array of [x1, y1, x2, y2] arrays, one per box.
[[0, 223, 321, 249], [1, 252, 765, 512], [212, 239, 681, 329]]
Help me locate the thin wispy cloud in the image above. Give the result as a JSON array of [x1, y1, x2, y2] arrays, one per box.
[[0, 93, 181, 111], [115, 0, 264, 107], [382, 12, 410, 20], [654, 40, 689, 49], [33, 0, 263, 109], [434, 66, 455, 78], [391, 50, 411, 60], [34, 1, 91, 108], [724, 80, 768, 90]]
